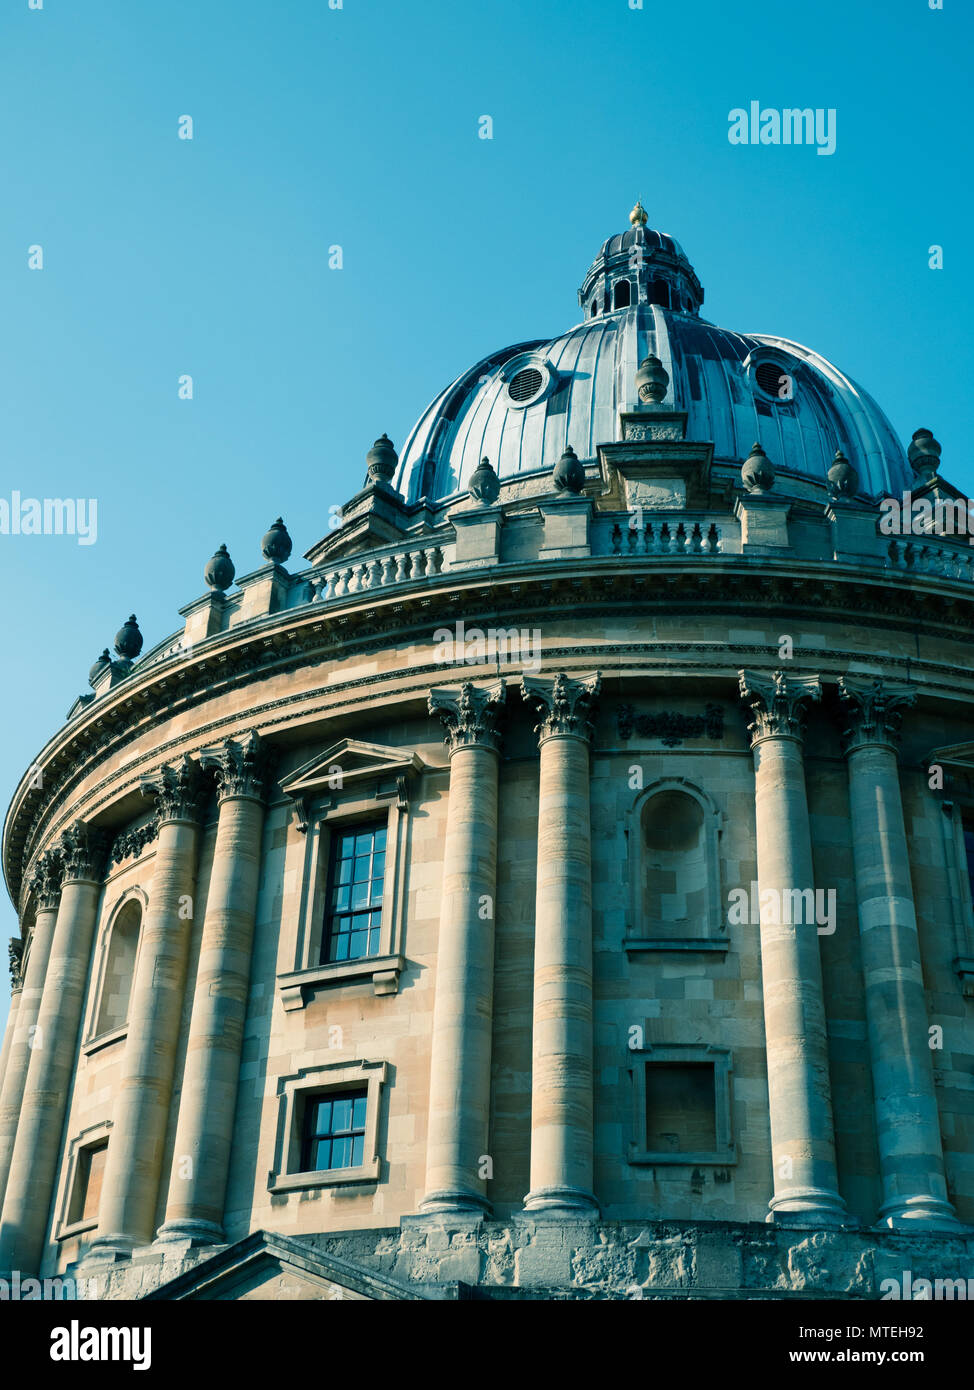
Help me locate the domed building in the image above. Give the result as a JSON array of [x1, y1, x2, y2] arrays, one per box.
[[1, 204, 973, 1300]]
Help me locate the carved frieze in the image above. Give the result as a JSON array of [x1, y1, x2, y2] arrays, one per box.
[[109, 819, 160, 867], [617, 704, 724, 746]]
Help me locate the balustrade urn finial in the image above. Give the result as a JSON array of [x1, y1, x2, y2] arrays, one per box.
[[468, 456, 500, 506], [88, 648, 112, 688], [553, 445, 585, 495], [365, 433, 399, 485], [204, 543, 236, 592], [113, 615, 143, 660], [741, 441, 775, 494], [635, 354, 669, 405], [908, 428, 941, 485], [827, 449, 859, 501], [261, 517, 292, 564]]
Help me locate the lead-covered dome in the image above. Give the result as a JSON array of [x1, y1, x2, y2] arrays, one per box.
[[395, 207, 911, 505]]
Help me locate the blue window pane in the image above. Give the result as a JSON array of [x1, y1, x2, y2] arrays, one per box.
[[354, 831, 373, 856], [332, 1136, 352, 1168], [337, 858, 352, 884], [372, 851, 385, 879], [349, 932, 367, 959], [339, 833, 356, 858], [333, 885, 350, 911], [314, 1099, 332, 1135], [351, 881, 369, 909], [352, 1097, 368, 1128], [333, 933, 350, 962], [353, 855, 372, 883], [367, 927, 380, 956], [332, 1098, 352, 1131], [351, 1134, 364, 1167], [374, 826, 387, 851]]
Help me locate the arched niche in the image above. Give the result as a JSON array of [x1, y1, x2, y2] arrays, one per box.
[[90, 889, 147, 1042], [626, 778, 724, 950]]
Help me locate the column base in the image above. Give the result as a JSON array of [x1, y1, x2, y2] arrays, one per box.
[[875, 1195, 965, 1234], [767, 1188, 854, 1229], [417, 1189, 491, 1218], [154, 1219, 226, 1248], [81, 1233, 137, 1265], [522, 1185, 600, 1218]]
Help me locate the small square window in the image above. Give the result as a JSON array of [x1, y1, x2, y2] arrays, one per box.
[[645, 1062, 717, 1154], [301, 1088, 368, 1173], [68, 1140, 109, 1226]]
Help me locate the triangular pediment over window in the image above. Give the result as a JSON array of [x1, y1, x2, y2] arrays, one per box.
[[280, 739, 434, 829], [144, 1231, 432, 1301]]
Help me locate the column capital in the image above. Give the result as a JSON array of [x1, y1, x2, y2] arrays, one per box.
[[738, 669, 821, 746], [200, 730, 271, 802], [140, 754, 205, 824], [520, 671, 601, 744], [25, 848, 64, 912], [57, 820, 110, 884], [428, 680, 507, 753], [8, 938, 23, 992], [837, 676, 917, 753]]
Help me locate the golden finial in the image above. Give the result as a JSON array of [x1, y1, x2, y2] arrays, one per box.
[[629, 199, 648, 228]]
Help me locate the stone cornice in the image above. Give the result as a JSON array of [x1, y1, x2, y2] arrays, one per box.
[[738, 669, 822, 746], [836, 677, 917, 753], [520, 671, 602, 743], [7, 554, 974, 906], [428, 681, 507, 753]]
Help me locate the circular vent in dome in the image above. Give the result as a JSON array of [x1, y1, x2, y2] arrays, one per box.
[[508, 367, 545, 403], [754, 360, 789, 400]]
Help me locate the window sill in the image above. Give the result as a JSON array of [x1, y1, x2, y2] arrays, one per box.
[[56, 1217, 98, 1243], [82, 1024, 129, 1056], [625, 937, 728, 955], [627, 1148, 737, 1167], [269, 1159, 381, 1193], [278, 955, 405, 1011]]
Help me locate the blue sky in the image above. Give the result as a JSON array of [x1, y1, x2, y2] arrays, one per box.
[[0, 0, 970, 1030]]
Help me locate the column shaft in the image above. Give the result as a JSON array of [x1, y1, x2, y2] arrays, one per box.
[[421, 684, 503, 1213], [158, 785, 265, 1243], [839, 682, 959, 1230], [0, 903, 58, 1208], [521, 671, 600, 1216], [0, 868, 103, 1274], [91, 815, 200, 1255], [740, 670, 848, 1227]]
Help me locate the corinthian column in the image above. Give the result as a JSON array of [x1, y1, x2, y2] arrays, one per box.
[[88, 756, 204, 1260], [837, 677, 960, 1230], [0, 823, 107, 1275], [738, 670, 848, 1226], [420, 681, 506, 1214], [0, 851, 63, 1209], [156, 733, 269, 1246], [520, 671, 601, 1216]]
